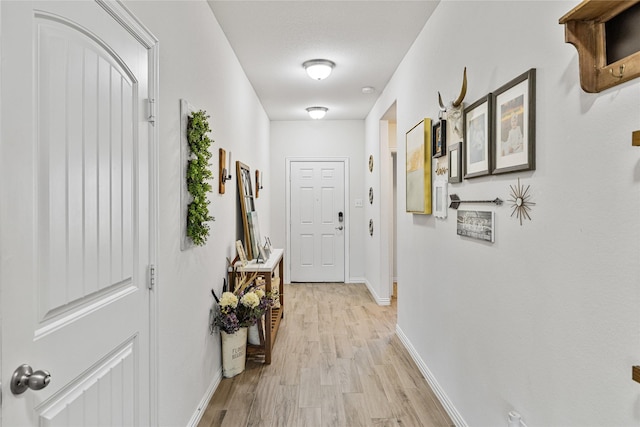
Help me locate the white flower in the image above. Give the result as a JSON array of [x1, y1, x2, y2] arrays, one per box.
[[219, 292, 238, 308], [255, 289, 265, 299], [241, 292, 260, 308]]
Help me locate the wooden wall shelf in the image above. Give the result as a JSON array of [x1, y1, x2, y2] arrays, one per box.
[[559, 0, 640, 93]]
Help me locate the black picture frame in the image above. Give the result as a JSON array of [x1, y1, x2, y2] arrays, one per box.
[[432, 119, 446, 158], [463, 95, 492, 179], [491, 68, 536, 174]]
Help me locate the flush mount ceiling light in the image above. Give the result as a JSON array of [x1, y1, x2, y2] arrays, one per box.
[[306, 106, 328, 119], [303, 59, 335, 80]]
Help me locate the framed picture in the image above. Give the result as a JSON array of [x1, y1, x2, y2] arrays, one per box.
[[258, 245, 268, 263], [235, 240, 248, 266], [433, 179, 448, 219], [263, 236, 272, 258], [492, 68, 536, 174], [432, 119, 446, 158], [405, 118, 432, 214], [448, 142, 462, 183], [456, 210, 495, 243], [463, 95, 492, 179]]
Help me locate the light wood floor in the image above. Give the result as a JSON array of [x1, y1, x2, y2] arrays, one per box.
[[198, 283, 453, 427]]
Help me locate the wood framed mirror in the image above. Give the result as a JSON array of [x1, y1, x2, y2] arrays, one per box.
[[237, 161, 259, 259]]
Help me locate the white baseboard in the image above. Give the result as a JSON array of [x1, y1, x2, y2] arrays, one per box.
[[187, 367, 223, 427], [364, 278, 391, 306], [395, 325, 468, 427], [347, 276, 365, 284]]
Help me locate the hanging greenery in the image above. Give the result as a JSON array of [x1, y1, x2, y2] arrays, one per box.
[[186, 110, 214, 246]]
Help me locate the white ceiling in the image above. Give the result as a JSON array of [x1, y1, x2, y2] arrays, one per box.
[[207, 1, 439, 121]]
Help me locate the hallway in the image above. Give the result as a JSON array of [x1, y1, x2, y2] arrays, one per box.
[[198, 283, 453, 427]]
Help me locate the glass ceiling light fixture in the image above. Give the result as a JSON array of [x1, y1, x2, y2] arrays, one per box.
[[306, 106, 328, 119], [303, 59, 335, 80]]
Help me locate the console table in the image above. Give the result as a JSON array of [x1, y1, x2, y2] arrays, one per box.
[[231, 248, 284, 364]]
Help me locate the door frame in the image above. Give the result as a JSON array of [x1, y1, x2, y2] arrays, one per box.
[[379, 103, 397, 304], [0, 4, 3, 426], [285, 157, 350, 284], [0, 1, 159, 424], [91, 5, 161, 423]]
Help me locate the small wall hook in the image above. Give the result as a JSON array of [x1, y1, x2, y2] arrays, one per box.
[[610, 64, 625, 79]]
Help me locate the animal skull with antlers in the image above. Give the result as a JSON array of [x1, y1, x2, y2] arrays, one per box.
[[438, 68, 468, 142]]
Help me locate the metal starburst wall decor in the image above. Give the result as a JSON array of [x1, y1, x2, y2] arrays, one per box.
[[509, 178, 535, 225]]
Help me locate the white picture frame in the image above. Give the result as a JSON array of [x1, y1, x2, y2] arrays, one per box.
[[433, 179, 448, 219]]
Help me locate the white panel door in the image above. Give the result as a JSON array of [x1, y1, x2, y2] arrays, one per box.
[[1, 2, 154, 425], [290, 161, 345, 282]]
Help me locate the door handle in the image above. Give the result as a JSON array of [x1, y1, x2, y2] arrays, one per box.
[[336, 226, 343, 230], [10, 364, 51, 395]]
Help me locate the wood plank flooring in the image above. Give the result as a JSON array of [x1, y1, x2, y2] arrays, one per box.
[[198, 283, 453, 427]]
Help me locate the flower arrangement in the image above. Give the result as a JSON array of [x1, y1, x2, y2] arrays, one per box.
[[211, 274, 275, 334]]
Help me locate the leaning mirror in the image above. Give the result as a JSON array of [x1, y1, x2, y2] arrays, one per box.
[[236, 161, 260, 259]]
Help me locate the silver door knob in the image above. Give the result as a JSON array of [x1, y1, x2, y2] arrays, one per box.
[[10, 364, 51, 395], [336, 226, 343, 230]]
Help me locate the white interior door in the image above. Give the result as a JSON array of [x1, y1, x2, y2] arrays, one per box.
[[290, 161, 345, 282], [1, 1, 154, 425]]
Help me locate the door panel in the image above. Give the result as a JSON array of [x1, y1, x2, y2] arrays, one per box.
[[37, 18, 137, 324], [1, 2, 152, 425], [38, 339, 137, 426], [321, 234, 336, 266], [290, 161, 345, 282]]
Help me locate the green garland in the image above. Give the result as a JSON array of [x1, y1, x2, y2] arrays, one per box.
[[186, 110, 214, 246]]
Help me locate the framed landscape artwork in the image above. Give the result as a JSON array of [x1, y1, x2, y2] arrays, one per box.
[[405, 118, 432, 214]]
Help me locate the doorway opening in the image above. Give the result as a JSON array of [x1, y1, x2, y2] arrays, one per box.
[[380, 102, 397, 301]]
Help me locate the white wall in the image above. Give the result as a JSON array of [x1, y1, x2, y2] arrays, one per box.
[[366, 1, 640, 425], [270, 120, 365, 283], [123, 2, 270, 425]]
